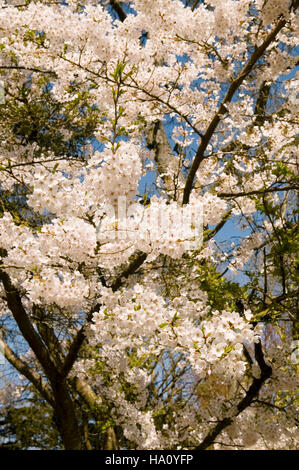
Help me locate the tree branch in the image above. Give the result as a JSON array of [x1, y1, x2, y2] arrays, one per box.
[[183, 17, 288, 205], [0, 334, 54, 406], [254, 81, 271, 127], [191, 0, 201, 11], [195, 340, 272, 449], [60, 251, 147, 378], [204, 209, 233, 240], [33, 305, 65, 372], [0, 268, 57, 380], [111, 250, 147, 291], [0, 65, 56, 76], [60, 310, 94, 379], [218, 185, 299, 199], [109, 0, 127, 22], [73, 376, 119, 449]]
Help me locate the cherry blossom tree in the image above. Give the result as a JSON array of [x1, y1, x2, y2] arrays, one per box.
[[0, 0, 298, 450]]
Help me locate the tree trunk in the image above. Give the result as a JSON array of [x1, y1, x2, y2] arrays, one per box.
[[52, 382, 82, 450], [104, 427, 118, 450]]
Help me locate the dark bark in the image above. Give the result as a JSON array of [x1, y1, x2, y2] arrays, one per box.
[[196, 341, 272, 449], [183, 17, 288, 205], [104, 427, 119, 450], [0, 268, 57, 379], [111, 251, 147, 291], [218, 185, 299, 199], [52, 381, 82, 450], [109, 1, 127, 22], [0, 268, 82, 450]]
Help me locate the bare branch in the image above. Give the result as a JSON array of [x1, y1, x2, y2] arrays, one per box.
[[195, 340, 272, 449], [205, 209, 232, 240], [60, 310, 94, 379], [0, 65, 56, 76], [218, 185, 299, 198], [0, 268, 57, 380], [0, 334, 55, 406], [60, 251, 147, 378], [183, 17, 288, 205], [109, 0, 126, 22]]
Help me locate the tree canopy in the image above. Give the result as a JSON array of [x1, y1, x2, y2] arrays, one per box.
[[0, 0, 298, 450]]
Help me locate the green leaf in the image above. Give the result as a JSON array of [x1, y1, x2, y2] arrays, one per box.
[[171, 312, 181, 326], [52, 163, 59, 174], [224, 345, 233, 354]]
